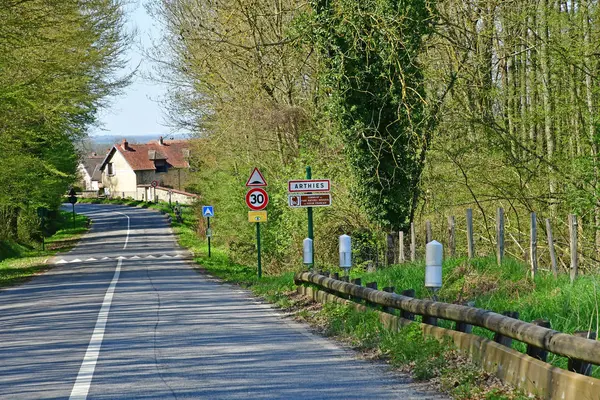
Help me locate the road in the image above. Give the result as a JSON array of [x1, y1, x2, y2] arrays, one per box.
[[0, 204, 445, 399]]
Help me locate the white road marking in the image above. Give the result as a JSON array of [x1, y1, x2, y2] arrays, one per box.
[[146, 255, 155, 259], [131, 255, 140, 259], [114, 211, 130, 249], [160, 254, 171, 259], [85, 258, 97, 261], [70, 259, 82, 263], [56, 259, 68, 264], [69, 258, 122, 400], [101, 257, 110, 260], [69, 210, 131, 399]]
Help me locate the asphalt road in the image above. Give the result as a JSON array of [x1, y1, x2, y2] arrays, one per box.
[[0, 204, 446, 399]]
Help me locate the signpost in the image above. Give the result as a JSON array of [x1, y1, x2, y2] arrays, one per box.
[[245, 187, 269, 211], [288, 194, 331, 208], [151, 180, 158, 202], [288, 179, 330, 192], [248, 211, 268, 223], [202, 206, 214, 257], [67, 188, 77, 227], [287, 167, 332, 269], [246, 168, 268, 278]]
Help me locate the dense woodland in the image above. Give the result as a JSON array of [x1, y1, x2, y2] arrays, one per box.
[[0, 0, 128, 246], [149, 0, 600, 273], [3, 0, 600, 275]]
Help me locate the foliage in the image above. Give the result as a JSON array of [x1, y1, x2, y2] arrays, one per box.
[[0, 210, 89, 287], [309, 0, 436, 230], [0, 0, 130, 245]]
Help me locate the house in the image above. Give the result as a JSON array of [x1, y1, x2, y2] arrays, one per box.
[[99, 137, 197, 204], [78, 153, 104, 191]]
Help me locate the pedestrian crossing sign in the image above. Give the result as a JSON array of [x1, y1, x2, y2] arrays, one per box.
[[202, 206, 214, 217]]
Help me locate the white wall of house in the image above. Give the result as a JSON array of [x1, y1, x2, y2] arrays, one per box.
[[102, 150, 139, 197], [77, 164, 93, 190], [135, 186, 198, 205]]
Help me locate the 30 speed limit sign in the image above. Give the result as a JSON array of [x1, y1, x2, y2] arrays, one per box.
[[246, 187, 269, 211]]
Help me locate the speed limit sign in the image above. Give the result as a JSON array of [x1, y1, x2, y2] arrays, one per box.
[[246, 188, 269, 211]]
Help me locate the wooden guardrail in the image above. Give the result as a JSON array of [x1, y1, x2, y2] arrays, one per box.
[[294, 271, 600, 368]]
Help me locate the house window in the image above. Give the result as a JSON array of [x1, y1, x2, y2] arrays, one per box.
[[107, 163, 114, 176], [155, 160, 168, 173]]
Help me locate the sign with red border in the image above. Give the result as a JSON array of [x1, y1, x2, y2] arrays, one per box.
[[246, 188, 269, 211], [151, 180, 158, 188], [288, 179, 330, 193], [246, 168, 267, 187]]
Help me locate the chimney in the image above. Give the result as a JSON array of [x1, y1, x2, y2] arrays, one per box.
[[158, 136, 164, 146], [121, 139, 129, 151]]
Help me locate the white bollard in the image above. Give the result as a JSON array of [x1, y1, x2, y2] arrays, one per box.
[[425, 240, 443, 290], [303, 238, 313, 267], [339, 234, 352, 275]]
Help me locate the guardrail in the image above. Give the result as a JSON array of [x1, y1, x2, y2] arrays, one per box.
[[294, 271, 600, 370]]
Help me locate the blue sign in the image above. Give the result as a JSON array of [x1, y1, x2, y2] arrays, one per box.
[[202, 206, 214, 217]]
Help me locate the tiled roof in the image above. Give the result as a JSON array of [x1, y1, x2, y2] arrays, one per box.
[[81, 155, 104, 179], [102, 138, 190, 171]]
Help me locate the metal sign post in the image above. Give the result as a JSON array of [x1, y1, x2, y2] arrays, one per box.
[[246, 168, 268, 278], [202, 206, 214, 258], [306, 166, 314, 266], [68, 188, 77, 227], [256, 222, 262, 278], [207, 217, 212, 257]]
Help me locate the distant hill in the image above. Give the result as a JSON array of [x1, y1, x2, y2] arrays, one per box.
[[78, 133, 192, 156], [91, 133, 190, 145]]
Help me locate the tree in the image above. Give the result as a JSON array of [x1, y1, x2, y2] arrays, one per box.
[[0, 0, 130, 243], [309, 0, 436, 231]]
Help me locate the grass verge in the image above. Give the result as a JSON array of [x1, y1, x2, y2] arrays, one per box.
[[0, 210, 89, 288]]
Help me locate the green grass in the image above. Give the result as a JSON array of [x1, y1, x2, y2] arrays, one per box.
[[0, 211, 89, 287], [352, 256, 600, 377]]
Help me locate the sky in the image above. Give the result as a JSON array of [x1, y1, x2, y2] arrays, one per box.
[[90, 1, 174, 137]]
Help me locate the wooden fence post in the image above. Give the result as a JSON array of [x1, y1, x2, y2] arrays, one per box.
[[568, 331, 597, 375], [496, 207, 504, 265], [526, 319, 551, 361], [400, 289, 415, 320], [366, 282, 378, 308], [425, 220, 432, 244], [382, 287, 395, 314], [350, 278, 362, 302], [398, 231, 405, 263], [466, 208, 474, 259], [545, 219, 558, 278], [386, 233, 394, 266], [447, 216, 455, 257], [569, 214, 578, 282], [455, 301, 475, 333], [494, 311, 519, 347], [530, 212, 537, 279], [410, 222, 416, 261]]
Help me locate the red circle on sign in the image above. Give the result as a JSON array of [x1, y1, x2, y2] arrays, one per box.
[[246, 188, 269, 211], [151, 180, 158, 188]]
